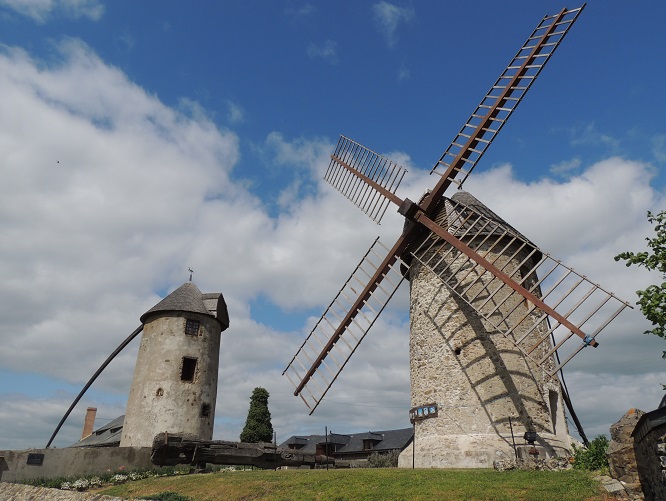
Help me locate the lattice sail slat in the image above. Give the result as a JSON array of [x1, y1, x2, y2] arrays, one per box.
[[283, 237, 406, 413], [408, 195, 632, 376], [325, 135, 407, 224], [430, 6, 584, 189]]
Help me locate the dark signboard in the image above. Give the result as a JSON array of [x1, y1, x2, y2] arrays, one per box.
[[26, 453, 44, 466]]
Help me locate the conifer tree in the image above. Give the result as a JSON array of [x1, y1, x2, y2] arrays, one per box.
[[240, 387, 274, 443]]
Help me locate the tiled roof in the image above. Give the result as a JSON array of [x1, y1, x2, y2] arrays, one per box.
[[140, 282, 229, 330], [70, 415, 124, 448], [278, 427, 413, 455]]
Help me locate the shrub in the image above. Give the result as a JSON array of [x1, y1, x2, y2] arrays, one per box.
[[572, 435, 609, 471], [366, 449, 400, 468]]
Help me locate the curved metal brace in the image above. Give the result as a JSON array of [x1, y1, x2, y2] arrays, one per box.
[[45, 324, 143, 448]]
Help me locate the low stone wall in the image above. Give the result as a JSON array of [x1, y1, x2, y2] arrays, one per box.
[[0, 446, 154, 483]]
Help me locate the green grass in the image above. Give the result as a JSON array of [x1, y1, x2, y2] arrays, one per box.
[[99, 468, 616, 501]]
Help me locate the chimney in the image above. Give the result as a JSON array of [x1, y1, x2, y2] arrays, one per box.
[[81, 407, 97, 440]]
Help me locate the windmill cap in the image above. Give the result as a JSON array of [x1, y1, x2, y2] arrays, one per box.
[[140, 282, 230, 331]]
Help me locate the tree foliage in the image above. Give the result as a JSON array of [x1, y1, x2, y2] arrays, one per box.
[[240, 387, 274, 443], [615, 210, 666, 356]]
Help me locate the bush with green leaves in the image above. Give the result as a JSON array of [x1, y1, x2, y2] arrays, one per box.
[[572, 435, 609, 471]]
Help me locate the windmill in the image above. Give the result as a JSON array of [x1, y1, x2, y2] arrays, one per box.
[[283, 5, 631, 468]]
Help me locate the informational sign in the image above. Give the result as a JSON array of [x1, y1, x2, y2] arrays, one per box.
[[409, 403, 438, 422], [26, 453, 44, 466]]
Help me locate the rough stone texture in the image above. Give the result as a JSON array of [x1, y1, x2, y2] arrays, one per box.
[[594, 475, 644, 501], [633, 406, 666, 501], [608, 408, 645, 498], [120, 311, 221, 447], [0, 447, 152, 483], [397, 234, 570, 469], [0, 483, 123, 501]]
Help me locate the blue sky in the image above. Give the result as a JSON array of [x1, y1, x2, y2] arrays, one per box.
[[0, 0, 665, 451]]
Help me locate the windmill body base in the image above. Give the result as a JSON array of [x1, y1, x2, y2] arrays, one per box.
[[403, 206, 573, 468], [397, 432, 570, 469]]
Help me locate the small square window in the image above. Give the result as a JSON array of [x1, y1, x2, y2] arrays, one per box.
[[181, 357, 197, 382], [185, 319, 200, 336], [201, 403, 211, 417]]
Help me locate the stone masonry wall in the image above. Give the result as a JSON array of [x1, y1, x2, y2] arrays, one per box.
[[0, 447, 153, 483], [121, 311, 221, 447], [398, 238, 569, 468], [633, 407, 666, 501]]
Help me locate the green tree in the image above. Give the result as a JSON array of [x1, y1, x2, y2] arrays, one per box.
[[614, 210, 666, 359], [240, 387, 274, 443]]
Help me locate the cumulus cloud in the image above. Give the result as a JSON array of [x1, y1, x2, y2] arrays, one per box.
[[0, 36, 663, 450], [0, 0, 104, 23], [373, 1, 415, 48]]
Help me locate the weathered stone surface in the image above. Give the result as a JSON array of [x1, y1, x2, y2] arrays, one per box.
[[633, 406, 666, 501], [608, 409, 644, 486], [594, 475, 644, 501], [398, 231, 570, 468], [0, 447, 154, 484], [0, 483, 122, 501], [121, 310, 221, 448]]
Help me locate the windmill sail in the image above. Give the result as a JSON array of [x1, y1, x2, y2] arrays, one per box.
[[407, 192, 631, 376], [325, 135, 407, 224], [283, 237, 406, 413], [285, 6, 598, 414], [426, 6, 584, 198]]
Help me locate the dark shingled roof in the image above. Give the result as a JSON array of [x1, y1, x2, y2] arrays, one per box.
[[70, 415, 124, 448], [278, 428, 413, 456], [140, 282, 229, 330]]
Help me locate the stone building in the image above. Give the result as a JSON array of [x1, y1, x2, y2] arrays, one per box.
[[397, 192, 570, 468], [120, 282, 229, 447]]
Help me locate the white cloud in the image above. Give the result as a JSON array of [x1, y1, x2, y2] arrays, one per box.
[[398, 64, 410, 82], [0, 37, 664, 451], [307, 39, 338, 64], [550, 157, 581, 176], [373, 1, 415, 48], [226, 100, 245, 124], [0, 0, 104, 23], [569, 122, 620, 151], [653, 133, 666, 164], [285, 3, 315, 24]]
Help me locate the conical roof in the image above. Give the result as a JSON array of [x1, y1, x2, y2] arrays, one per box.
[[140, 282, 212, 323], [402, 190, 539, 266]]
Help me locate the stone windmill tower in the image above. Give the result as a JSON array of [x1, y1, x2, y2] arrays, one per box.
[[399, 191, 569, 467], [283, 6, 631, 468], [46, 281, 230, 449], [120, 282, 229, 447]]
